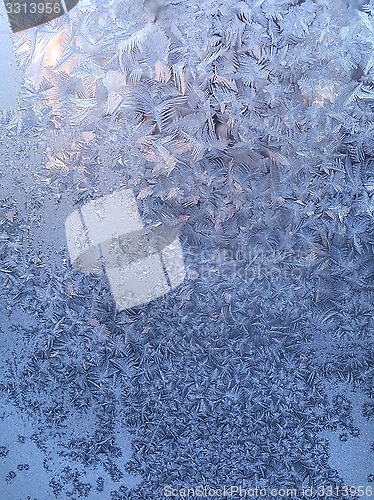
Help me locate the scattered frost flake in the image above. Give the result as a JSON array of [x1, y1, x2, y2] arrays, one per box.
[[161, 187, 183, 201], [81, 131, 95, 142], [137, 185, 154, 200]]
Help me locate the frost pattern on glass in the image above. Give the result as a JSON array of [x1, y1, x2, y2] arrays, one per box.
[[9, 0, 374, 194], [0, 0, 373, 497]]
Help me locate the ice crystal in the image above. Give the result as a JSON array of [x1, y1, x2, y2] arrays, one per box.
[[9, 0, 373, 198]]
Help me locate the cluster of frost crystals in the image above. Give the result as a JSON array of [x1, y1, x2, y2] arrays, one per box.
[[11, 0, 374, 195]]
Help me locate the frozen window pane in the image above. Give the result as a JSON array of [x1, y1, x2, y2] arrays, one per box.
[[80, 189, 144, 246], [65, 188, 185, 309], [65, 209, 102, 274], [106, 254, 170, 311]]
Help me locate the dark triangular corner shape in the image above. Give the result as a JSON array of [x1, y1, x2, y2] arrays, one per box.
[[4, 0, 80, 33], [64, 0, 79, 10]]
